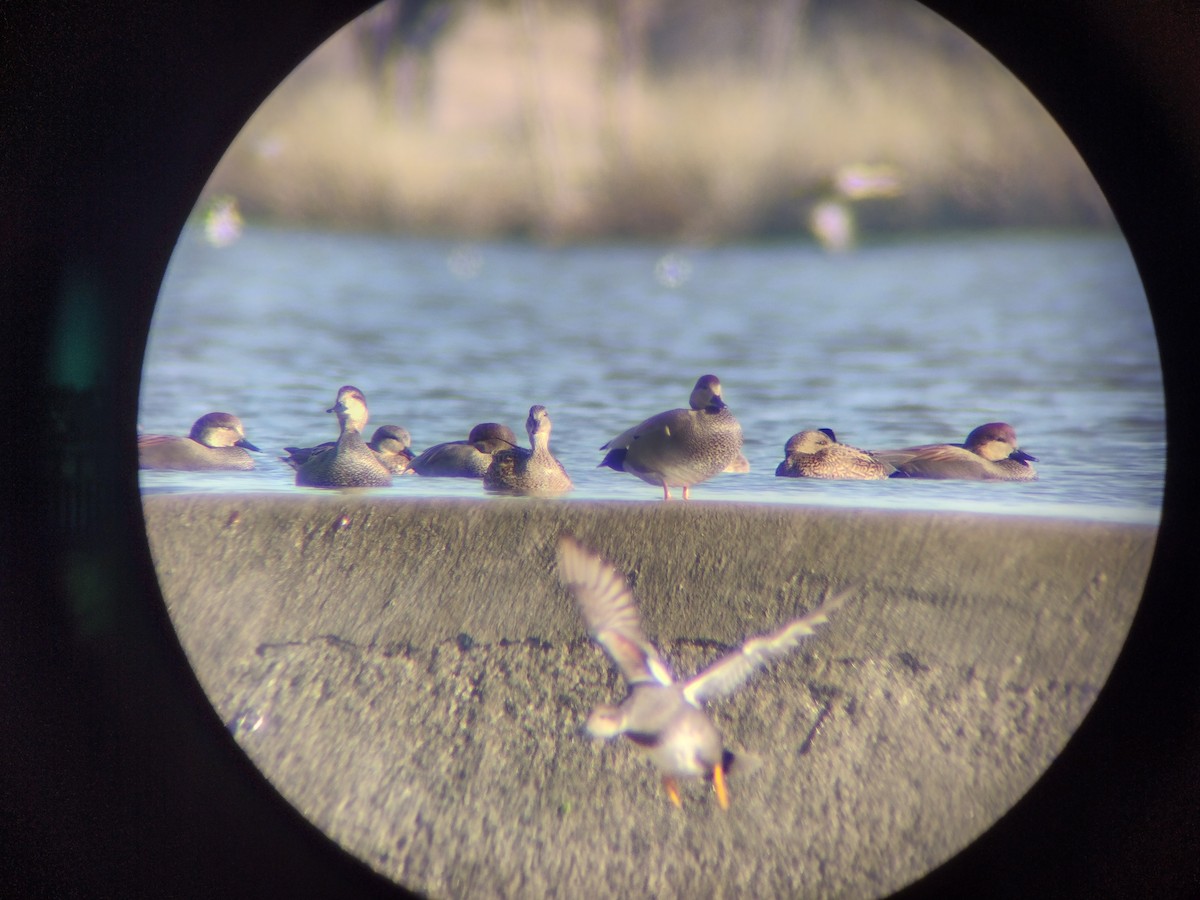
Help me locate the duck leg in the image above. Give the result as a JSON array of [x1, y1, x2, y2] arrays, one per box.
[[663, 776, 683, 808], [712, 762, 729, 810]]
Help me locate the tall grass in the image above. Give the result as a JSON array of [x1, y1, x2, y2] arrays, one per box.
[[201, 0, 1112, 241]]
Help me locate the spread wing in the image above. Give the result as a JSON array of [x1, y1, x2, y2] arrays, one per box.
[[557, 536, 673, 687], [683, 583, 853, 706]]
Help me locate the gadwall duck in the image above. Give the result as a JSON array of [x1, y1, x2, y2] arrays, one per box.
[[874, 422, 1038, 481], [138, 412, 260, 471], [599, 374, 743, 500], [775, 428, 893, 479], [366, 425, 415, 475], [483, 406, 572, 495], [283, 386, 393, 488], [410, 422, 518, 478], [557, 535, 849, 809], [283, 424, 414, 475]]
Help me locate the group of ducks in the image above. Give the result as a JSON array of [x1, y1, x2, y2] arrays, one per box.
[[137, 374, 1038, 495]]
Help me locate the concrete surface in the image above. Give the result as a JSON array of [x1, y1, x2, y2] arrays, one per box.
[[142, 494, 1155, 898]]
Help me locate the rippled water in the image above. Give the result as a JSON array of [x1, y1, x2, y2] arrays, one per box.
[[140, 225, 1163, 524]]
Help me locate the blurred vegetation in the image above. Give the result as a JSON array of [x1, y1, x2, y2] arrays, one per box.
[[201, 0, 1113, 242]]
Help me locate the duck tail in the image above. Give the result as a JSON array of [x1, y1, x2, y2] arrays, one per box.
[[598, 448, 627, 471]]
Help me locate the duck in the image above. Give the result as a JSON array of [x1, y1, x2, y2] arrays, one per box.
[[725, 451, 751, 473], [775, 428, 893, 479], [365, 425, 415, 475], [873, 422, 1038, 481], [138, 412, 260, 471], [283, 385, 393, 488], [483, 406, 572, 495], [598, 374, 743, 500], [283, 424, 415, 475], [557, 535, 849, 809], [410, 422, 518, 478]]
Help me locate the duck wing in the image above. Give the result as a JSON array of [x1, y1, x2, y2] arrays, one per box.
[[557, 536, 673, 687], [599, 408, 685, 451], [873, 443, 980, 479], [137, 433, 177, 448], [281, 440, 337, 468], [683, 584, 852, 706]]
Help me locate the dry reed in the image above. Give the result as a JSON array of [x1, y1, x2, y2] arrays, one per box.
[[200, 1, 1111, 241]]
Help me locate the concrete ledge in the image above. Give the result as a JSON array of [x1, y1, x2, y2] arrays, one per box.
[[143, 494, 1155, 898]]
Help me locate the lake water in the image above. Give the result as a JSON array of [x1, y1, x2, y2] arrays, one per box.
[[139, 225, 1164, 525]]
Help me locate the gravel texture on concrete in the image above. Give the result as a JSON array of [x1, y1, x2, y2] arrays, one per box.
[[142, 494, 1155, 898]]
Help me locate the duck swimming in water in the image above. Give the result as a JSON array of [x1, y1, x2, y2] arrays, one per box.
[[284, 424, 414, 475], [483, 406, 572, 495], [410, 422, 518, 478], [364, 425, 415, 475], [873, 422, 1037, 481], [138, 412, 260, 471], [775, 428, 893, 479], [283, 385, 393, 488]]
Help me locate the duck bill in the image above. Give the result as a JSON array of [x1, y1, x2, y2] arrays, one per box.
[[1012, 449, 1038, 463], [238, 440, 262, 452], [712, 762, 730, 810]]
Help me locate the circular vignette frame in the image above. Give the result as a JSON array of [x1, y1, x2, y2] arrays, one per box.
[[2, 2, 1199, 898]]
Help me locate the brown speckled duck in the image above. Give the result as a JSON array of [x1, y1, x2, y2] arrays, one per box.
[[283, 424, 414, 475], [775, 428, 893, 479], [138, 412, 260, 471], [366, 425, 415, 475], [874, 422, 1038, 481], [598, 374, 743, 500], [483, 406, 572, 495], [284, 386, 393, 488]]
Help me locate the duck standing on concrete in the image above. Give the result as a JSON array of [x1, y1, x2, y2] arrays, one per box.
[[599, 374, 743, 500], [775, 428, 893, 479], [138, 412, 261, 471], [283, 385, 393, 488], [410, 422, 518, 477], [874, 422, 1038, 481], [557, 535, 849, 809], [483, 406, 572, 495]]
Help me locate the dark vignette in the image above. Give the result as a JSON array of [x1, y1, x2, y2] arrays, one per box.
[[1, 1, 1196, 896]]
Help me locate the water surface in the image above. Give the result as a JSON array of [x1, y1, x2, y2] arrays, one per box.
[[140, 226, 1163, 524]]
